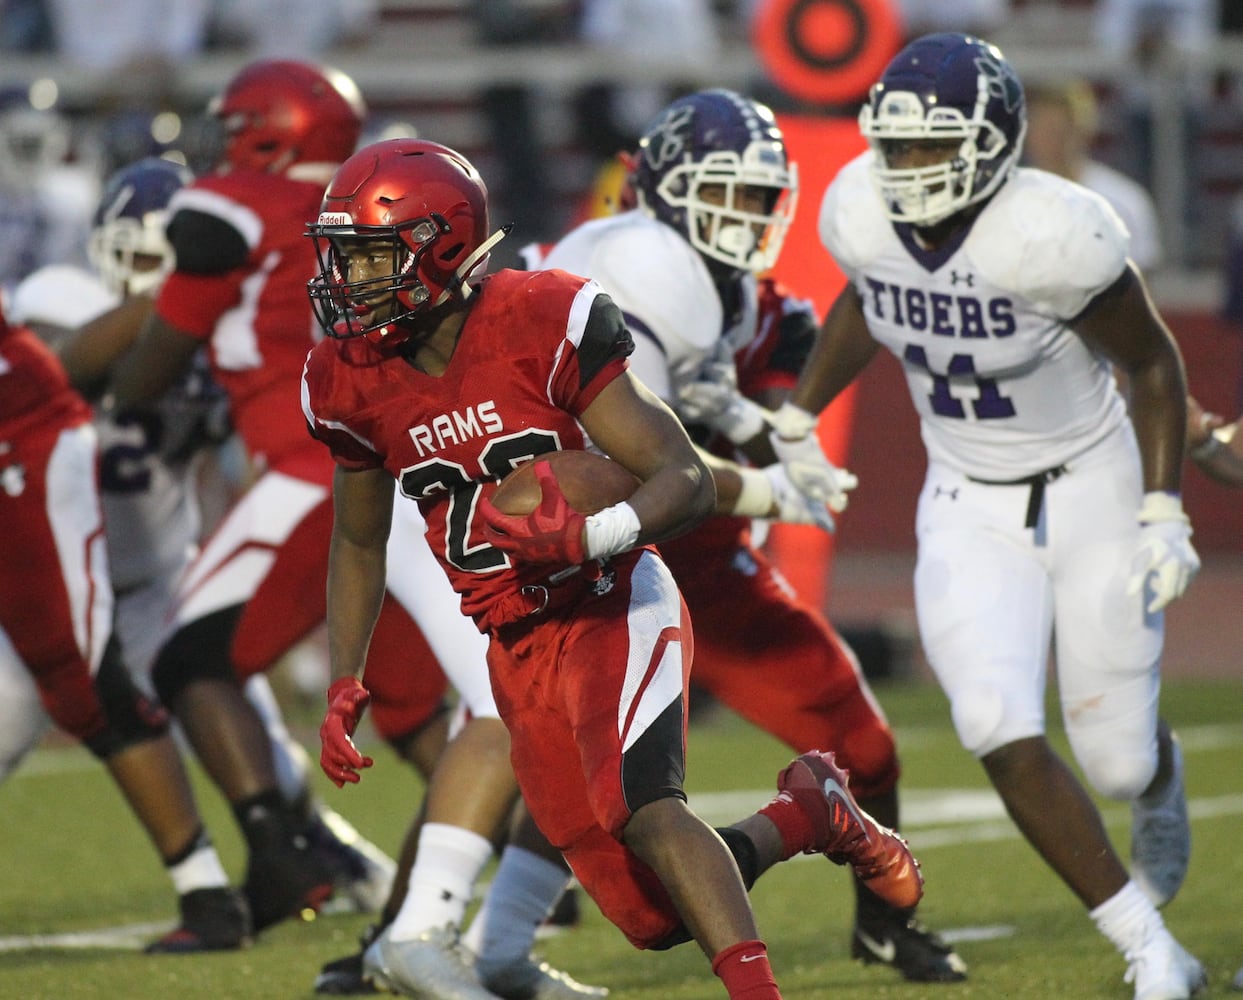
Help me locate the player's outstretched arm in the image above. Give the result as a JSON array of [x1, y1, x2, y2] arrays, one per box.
[[320, 466, 394, 785], [109, 311, 201, 409], [1078, 265, 1199, 611]]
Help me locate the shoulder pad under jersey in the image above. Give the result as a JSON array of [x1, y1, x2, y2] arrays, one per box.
[[543, 211, 722, 355], [970, 168, 1129, 319], [818, 152, 893, 279]]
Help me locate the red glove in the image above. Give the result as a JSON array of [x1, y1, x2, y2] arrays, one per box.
[[479, 460, 587, 566], [320, 676, 374, 788]]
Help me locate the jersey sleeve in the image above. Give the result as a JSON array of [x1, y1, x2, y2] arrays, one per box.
[[300, 345, 385, 471], [738, 278, 817, 397], [547, 279, 633, 417], [155, 185, 260, 338], [976, 170, 1130, 320], [818, 153, 891, 285]]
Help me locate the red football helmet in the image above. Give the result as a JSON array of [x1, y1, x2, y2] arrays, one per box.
[[210, 59, 366, 174], [306, 138, 508, 346]]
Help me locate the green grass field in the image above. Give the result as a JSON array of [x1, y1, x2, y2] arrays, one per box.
[[2, 676, 1240, 999]]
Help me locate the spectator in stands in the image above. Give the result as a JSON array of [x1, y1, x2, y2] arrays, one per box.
[[1094, 0, 1216, 243], [1024, 79, 1164, 271], [890, 0, 1010, 41]]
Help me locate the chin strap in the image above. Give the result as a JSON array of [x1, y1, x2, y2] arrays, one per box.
[[437, 224, 512, 305]]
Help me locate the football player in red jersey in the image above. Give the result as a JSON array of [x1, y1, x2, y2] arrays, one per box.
[[105, 60, 517, 941], [0, 303, 251, 952], [533, 89, 966, 984], [301, 137, 923, 1000]]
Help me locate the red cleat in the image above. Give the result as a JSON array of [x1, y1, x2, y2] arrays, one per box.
[[777, 751, 924, 910]]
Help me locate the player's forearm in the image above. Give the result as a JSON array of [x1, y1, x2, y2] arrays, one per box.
[[325, 534, 387, 681], [790, 287, 878, 416], [1129, 353, 1189, 494]]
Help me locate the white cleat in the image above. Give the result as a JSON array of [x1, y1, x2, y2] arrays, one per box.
[[478, 954, 609, 1000], [314, 804, 398, 915], [1125, 928, 1207, 1000], [363, 924, 497, 1000], [1131, 732, 1191, 908]]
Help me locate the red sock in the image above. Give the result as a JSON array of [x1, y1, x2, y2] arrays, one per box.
[[758, 791, 813, 860], [712, 939, 781, 1000]]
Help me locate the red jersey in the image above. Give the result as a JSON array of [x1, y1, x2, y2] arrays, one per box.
[[156, 169, 329, 468], [0, 320, 91, 438], [302, 268, 632, 627]]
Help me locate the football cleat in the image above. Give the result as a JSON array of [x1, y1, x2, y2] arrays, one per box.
[[1131, 731, 1191, 908], [306, 804, 397, 915], [536, 885, 581, 939], [477, 954, 610, 1000], [363, 924, 497, 1000], [145, 887, 253, 954], [243, 836, 338, 932], [1124, 927, 1206, 1000], [851, 915, 967, 983], [777, 751, 924, 910], [313, 923, 383, 995]]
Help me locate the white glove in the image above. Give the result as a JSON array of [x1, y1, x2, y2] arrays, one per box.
[[730, 465, 836, 533], [1126, 491, 1200, 613], [762, 464, 836, 532], [676, 361, 771, 445], [769, 401, 858, 513]]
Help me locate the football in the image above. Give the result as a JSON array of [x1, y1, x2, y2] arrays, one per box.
[[491, 450, 640, 516]]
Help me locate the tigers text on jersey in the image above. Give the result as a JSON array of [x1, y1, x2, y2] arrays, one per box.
[[540, 210, 758, 403], [157, 170, 329, 469], [820, 153, 1133, 481], [301, 268, 633, 628]]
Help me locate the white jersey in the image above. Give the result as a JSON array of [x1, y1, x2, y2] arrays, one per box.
[[10, 265, 228, 590], [98, 352, 229, 589], [539, 210, 757, 403], [820, 153, 1132, 481]]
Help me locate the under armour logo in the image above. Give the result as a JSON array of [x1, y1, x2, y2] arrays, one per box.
[[933, 485, 960, 500], [950, 271, 974, 287]]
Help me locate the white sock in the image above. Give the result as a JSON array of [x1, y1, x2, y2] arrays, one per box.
[[462, 845, 572, 968], [168, 841, 230, 896], [388, 823, 494, 942], [1090, 880, 1165, 957]]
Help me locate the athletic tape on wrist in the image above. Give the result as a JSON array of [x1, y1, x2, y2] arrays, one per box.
[[584, 502, 642, 560]]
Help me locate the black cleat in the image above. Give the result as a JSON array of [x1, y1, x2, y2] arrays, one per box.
[[146, 887, 253, 954], [851, 915, 968, 983], [313, 924, 382, 995], [244, 837, 338, 932]]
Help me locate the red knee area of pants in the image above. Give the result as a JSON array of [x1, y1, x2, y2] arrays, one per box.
[[664, 532, 900, 799], [36, 654, 107, 742]]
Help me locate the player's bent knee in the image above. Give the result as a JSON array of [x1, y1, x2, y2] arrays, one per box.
[[151, 606, 242, 707], [950, 683, 1009, 757], [83, 639, 171, 759], [1080, 749, 1157, 802]]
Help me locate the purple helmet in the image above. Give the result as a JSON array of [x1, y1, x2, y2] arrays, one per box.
[[859, 33, 1026, 226], [631, 89, 797, 273]]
